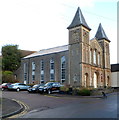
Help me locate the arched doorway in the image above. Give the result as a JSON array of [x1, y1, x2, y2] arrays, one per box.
[[84, 73, 88, 87], [94, 72, 98, 88], [107, 76, 110, 87]]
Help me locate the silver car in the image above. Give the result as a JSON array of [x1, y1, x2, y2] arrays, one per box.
[[8, 83, 30, 92]]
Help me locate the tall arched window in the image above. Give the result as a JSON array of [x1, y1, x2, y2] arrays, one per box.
[[107, 76, 110, 87], [93, 49, 96, 64], [24, 63, 27, 83], [32, 62, 35, 81], [61, 56, 66, 83], [84, 73, 88, 87], [40, 60, 44, 83], [90, 49, 92, 64], [50, 58, 55, 81], [98, 52, 100, 65]]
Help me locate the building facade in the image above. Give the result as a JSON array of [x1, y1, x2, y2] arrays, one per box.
[[16, 7, 111, 88]]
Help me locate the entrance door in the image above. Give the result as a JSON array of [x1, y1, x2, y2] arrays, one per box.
[[94, 73, 97, 88]]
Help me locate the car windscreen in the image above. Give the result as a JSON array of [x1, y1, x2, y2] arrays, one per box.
[[2, 83, 7, 85], [44, 83, 53, 87], [33, 84, 39, 87]]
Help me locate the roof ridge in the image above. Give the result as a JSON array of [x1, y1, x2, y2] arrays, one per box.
[[39, 45, 68, 52]]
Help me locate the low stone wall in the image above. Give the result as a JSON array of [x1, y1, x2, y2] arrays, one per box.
[[91, 88, 115, 96]]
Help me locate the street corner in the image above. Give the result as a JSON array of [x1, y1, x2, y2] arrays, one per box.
[[2, 98, 29, 119]]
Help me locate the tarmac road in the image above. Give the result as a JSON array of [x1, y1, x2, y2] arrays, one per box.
[[2, 91, 118, 119]]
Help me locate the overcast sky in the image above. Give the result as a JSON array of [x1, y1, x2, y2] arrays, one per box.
[[0, 0, 118, 64]]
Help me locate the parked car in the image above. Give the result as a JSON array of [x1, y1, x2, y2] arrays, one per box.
[[28, 84, 44, 93], [38, 82, 62, 94], [1, 83, 11, 91], [8, 83, 30, 92]]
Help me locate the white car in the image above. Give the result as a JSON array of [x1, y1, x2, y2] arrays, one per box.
[[8, 83, 30, 92]]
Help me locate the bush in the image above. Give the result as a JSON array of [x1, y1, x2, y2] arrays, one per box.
[[2, 71, 19, 83], [27, 83, 35, 87], [60, 86, 69, 92], [78, 88, 91, 96]]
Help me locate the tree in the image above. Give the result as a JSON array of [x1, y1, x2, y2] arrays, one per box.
[[2, 45, 21, 72]]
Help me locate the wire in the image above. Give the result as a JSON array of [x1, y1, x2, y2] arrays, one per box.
[[60, 2, 116, 22]]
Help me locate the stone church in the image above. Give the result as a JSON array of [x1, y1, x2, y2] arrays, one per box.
[[16, 7, 111, 88]]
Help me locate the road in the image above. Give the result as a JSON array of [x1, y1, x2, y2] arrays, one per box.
[[3, 91, 118, 118]]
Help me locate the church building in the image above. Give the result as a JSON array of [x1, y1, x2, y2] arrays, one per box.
[[16, 7, 111, 88]]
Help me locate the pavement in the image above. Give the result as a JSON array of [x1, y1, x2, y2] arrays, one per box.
[[48, 91, 117, 98], [1, 92, 117, 119], [1, 98, 23, 119]]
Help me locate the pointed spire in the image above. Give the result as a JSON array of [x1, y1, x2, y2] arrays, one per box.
[[67, 7, 91, 30], [95, 23, 110, 42]]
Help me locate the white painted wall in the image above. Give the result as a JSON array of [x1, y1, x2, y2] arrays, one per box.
[[111, 72, 119, 87]]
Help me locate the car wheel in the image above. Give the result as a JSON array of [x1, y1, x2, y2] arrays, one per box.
[[48, 89, 51, 94], [17, 88, 20, 92], [2, 88, 4, 91]]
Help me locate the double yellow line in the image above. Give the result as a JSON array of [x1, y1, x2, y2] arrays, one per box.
[[8, 99, 29, 118]]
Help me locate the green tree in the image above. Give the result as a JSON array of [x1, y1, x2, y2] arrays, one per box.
[[2, 45, 21, 72]]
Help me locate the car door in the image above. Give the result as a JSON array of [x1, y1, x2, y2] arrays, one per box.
[[19, 84, 27, 89], [52, 83, 57, 91]]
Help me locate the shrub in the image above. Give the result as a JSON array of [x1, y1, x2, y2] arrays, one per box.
[[27, 83, 35, 87], [60, 86, 69, 92], [2, 71, 19, 83], [78, 88, 91, 96]]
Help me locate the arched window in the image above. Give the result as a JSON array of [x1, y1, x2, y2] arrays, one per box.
[[32, 62, 35, 81], [40, 60, 44, 83], [84, 73, 88, 87], [50, 58, 55, 81], [98, 52, 100, 65], [93, 49, 96, 64], [107, 76, 110, 87], [24, 63, 27, 83], [90, 49, 92, 64], [61, 56, 66, 83]]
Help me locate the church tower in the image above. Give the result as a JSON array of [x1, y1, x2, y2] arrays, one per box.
[[67, 7, 91, 86], [95, 23, 111, 87]]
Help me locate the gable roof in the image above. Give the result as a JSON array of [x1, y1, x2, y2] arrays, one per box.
[[23, 45, 68, 59], [95, 23, 110, 42], [67, 7, 91, 30], [90, 38, 103, 51]]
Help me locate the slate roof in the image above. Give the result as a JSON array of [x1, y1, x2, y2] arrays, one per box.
[[23, 45, 68, 59], [95, 23, 110, 42], [111, 64, 119, 72], [67, 7, 91, 30]]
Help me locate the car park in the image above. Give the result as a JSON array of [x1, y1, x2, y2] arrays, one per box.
[[8, 83, 30, 92], [38, 82, 62, 94], [28, 84, 44, 93]]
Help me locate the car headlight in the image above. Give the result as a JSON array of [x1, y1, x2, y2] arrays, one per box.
[[32, 88, 36, 90], [44, 89, 46, 92]]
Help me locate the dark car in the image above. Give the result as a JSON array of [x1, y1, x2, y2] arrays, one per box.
[[28, 84, 44, 93], [1, 83, 11, 91], [38, 82, 62, 94]]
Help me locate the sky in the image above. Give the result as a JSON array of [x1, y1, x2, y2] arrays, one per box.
[[0, 0, 118, 64]]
